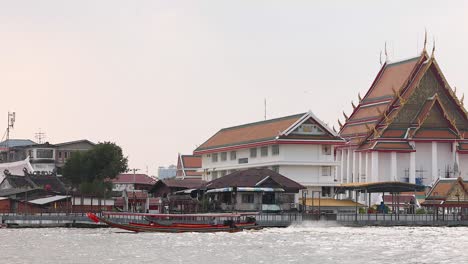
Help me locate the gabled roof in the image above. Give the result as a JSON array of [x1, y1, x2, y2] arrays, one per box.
[[341, 50, 468, 150], [176, 154, 202, 179], [0, 158, 34, 184], [202, 168, 305, 193], [340, 56, 423, 143], [426, 177, 468, 200], [195, 112, 343, 154], [29, 175, 68, 194], [0, 139, 36, 148], [112, 174, 157, 185], [55, 139, 96, 147], [152, 179, 205, 190]]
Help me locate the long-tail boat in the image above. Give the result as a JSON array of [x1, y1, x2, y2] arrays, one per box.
[[86, 212, 261, 233]]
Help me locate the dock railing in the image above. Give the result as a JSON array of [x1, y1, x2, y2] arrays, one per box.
[[337, 213, 468, 226]]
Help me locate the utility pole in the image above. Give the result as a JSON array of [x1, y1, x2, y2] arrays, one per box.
[[6, 112, 16, 161], [129, 168, 140, 212]]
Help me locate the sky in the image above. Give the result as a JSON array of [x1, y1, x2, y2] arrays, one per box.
[[1, 1, 467, 176]]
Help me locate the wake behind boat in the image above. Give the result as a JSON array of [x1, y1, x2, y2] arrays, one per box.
[[86, 212, 261, 233]]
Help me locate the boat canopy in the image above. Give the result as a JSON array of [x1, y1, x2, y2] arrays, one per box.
[[206, 187, 285, 193]]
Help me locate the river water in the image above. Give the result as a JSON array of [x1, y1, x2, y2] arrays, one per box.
[[1, 223, 467, 264]]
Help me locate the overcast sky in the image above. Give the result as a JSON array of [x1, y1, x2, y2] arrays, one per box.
[[1, 1, 467, 175]]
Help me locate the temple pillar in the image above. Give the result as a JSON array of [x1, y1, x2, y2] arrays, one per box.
[[409, 152, 416, 184], [432, 141, 438, 183], [358, 152, 363, 183], [352, 150, 357, 183], [365, 152, 370, 183], [347, 148, 351, 183], [340, 149, 345, 183], [391, 151, 397, 181], [371, 151, 379, 182]]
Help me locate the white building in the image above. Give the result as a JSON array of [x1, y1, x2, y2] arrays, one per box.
[[338, 50, 468, 198], [157, 165, 177, 179], [194, 112, 346, 198]]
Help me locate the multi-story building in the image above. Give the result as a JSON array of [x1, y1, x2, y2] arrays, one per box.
[[55, 140, 96, 175], [194, 112, 345, 198], [338, 48, 468, 190], [0, 139, 95, 174], [157, 165, 177, 179]]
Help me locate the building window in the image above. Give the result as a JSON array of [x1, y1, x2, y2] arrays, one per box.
[[64, 152, 68, 159], [221, 152, 227, 161], [58, 151, 62, 158], [272, 145, 279, 155], [36, 149, 53, 159], [322, 166, 332, 176], [206, 154, 211, 158], [220, 170, 227, 177], [322, 187, 332, 197], [212, 153, 218, 162], [260, 146, 268, 157], [238, 158, 248, 164], [322, 145, 331, 155], [230, 151, 236, 160], [212, 171, 218, 179], [250, 148, 257, 158], [241, 194, 254, 203]]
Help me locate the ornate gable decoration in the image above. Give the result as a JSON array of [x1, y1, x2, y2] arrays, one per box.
[[446, 178, 467, 202]]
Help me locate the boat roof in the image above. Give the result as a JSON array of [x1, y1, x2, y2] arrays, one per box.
[[102, 211, 259, 218]]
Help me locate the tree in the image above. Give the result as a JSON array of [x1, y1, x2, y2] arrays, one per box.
[[63, 142, 128, 197]]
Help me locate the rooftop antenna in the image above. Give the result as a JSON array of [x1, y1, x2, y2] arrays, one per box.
[[264, 98, 267, 120], [35, 129, 46, 144]]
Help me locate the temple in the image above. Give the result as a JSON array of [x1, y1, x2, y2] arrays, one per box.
[[338, 48, 468, 188]]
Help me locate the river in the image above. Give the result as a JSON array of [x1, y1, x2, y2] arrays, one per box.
[[1, 223, 467, 264]]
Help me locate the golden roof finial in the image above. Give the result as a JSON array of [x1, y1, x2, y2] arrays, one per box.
[[351, 101, 356, 110], [431, 37, 435, 58], [423, 29, 427, 52], [338, 119, 343, 129], [343, 111, 349, 121], [332, 126, 337, 133], [384, 42, 388, 62], [379, 50, 383, 66], [358, 92, 362, 102], [454, 86, 457, 95], [461, 93, 465, 106]]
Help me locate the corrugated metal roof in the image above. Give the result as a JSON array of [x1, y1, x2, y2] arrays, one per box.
[[0, 139, 36, 148], [28, 195, 70, 205]]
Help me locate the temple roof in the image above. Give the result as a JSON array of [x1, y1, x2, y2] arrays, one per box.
[[340, 51, 468, 151], [176, 154, 202, 179]]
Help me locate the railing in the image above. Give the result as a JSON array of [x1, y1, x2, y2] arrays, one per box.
[[337, 213, 468, 226]]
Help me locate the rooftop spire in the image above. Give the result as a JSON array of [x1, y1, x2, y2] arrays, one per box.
[[384, 42, 388, 62], [423, 29, 427, 53], [431, 37, 436, 58]]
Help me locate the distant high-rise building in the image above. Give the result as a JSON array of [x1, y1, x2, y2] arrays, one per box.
[[157, 165, 177, 179]]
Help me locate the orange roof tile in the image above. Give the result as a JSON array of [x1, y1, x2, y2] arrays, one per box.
[[181, 155, 201, 168], [197, 113, 303, 151], [340, 57, 421, 139], [196, 113, 343, 152], [413, 129, 458, 139], [373, 142, 413, 151]]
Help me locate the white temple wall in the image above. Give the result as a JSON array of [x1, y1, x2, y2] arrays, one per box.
[[437, 142, 453, 178], [415, 142, 432, 185], [458, 154, 468, 179], [396, 152, 410, 182], [378, 152, 391, 182]]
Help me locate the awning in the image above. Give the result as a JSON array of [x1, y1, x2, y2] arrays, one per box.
[[173, 188, 197, 194], [28, 195, 70, 205], [206, 187, 284, 193]]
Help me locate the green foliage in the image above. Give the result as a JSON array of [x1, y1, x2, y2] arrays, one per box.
[[416, 208, 426, 214], [358, 207, 366, 214], [63, 142, 128, 197]]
